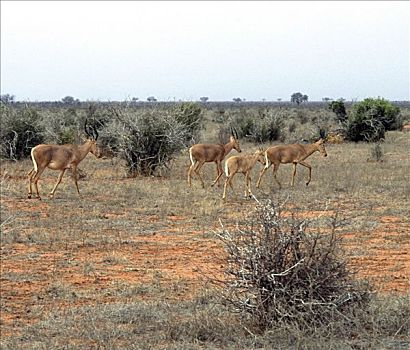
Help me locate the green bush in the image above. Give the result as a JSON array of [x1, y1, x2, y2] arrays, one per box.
[[329, 100, 347, 123], [105, 107, 190, 176], [346, 98, 401, 142], [228, 108, 284, 144], [0, 105, 45, 160]]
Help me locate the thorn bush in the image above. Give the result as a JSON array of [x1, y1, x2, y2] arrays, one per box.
[[216, 200, 370, 331]]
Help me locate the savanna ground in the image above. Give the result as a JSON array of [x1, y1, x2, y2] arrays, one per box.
[[1, 105, 409, 349]]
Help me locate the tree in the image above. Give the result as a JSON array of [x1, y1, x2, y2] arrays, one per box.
[[199, 96, 209, 103], [291, 92, 308, 105], [0, 94, 15, 104], [233, 97, 242, 103], [61, 96, 79, 105], [147, 96, 157, 102]]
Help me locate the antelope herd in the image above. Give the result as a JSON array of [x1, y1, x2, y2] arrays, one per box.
[[27, 123, 328, 200]]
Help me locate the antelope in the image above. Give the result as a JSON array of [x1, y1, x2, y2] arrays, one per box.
[[27, 120, 102, 199], [188, 127, 241, 188], [222, 149, 265, 200], [256, 139, 327, 189]]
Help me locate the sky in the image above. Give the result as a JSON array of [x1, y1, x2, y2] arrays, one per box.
[[1, 1, 409, 102]]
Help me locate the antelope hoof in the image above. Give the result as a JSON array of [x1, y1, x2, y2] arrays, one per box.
[[27, 194, 32, 199]]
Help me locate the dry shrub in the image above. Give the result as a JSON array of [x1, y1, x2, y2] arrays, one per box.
[[105, 106, 190, 176], [216, 200, 370, 331], [0, 104, 44, 160]]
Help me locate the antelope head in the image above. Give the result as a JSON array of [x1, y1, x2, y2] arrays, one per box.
[[315, 139, 327, 157], [255, 148, 266, 164]]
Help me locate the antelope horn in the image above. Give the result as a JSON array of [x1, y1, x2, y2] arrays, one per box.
[[92, 125, 99, 141], [84, 118, 92, 138], [233, 127, 239, 139]]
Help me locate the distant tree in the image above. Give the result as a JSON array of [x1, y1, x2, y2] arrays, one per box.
[[199, 96, 209, 103], [147, 96, 157, 102], [277, 98, 282, 102], [131, 97, 139, 103], [302, 94, 309, 102], [322, 97, 332, 102], [291, 92, 306, 105], [62, 96, 74, 104], [61, 96, 80, 105], [0, 94, 15, 104], [233, 97, 242, 103]]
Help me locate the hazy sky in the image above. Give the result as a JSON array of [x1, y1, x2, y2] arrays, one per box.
[[1, 1, 409, 102]]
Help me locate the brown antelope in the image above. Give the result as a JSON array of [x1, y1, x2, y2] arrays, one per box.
[[27, 120, 102, 199], [188, 128, 241, 188], [256, 139, 327, 189], [222, 149, 265, 200]]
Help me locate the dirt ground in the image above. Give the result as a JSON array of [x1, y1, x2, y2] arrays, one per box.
[[1, 132, 410, 337], [1, 195, 409, 337]]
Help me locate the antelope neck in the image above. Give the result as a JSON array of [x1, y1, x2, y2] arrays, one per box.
[[76, 141, 93, 160], [223, 140, 235, 155], [303, 143, 319, 157]]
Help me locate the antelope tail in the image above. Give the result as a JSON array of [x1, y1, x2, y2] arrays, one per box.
[[224, 161, 229, 177], [31, 147, 38, 173], [189, 148, 195, 166], [264, 152, 270, 169]]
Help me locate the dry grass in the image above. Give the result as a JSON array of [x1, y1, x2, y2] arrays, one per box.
[[1, 122, 409, 348]]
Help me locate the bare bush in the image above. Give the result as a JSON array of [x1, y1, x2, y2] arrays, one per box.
[[216, 200, 370, 331]]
